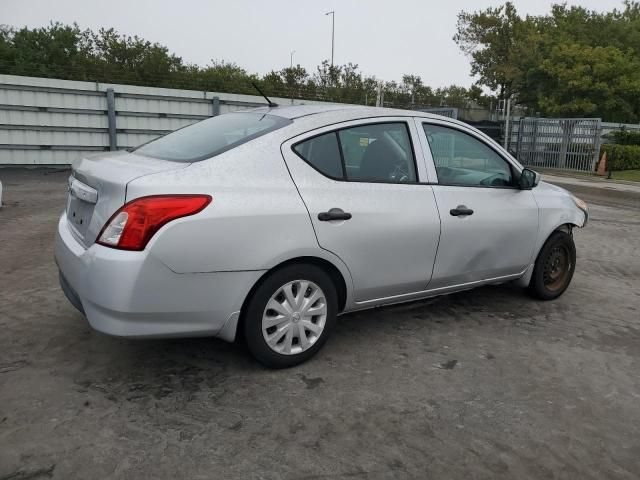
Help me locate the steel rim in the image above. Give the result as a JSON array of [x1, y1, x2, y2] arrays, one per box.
[[543, 245, 571, 292], [262, 280, 328, 355]]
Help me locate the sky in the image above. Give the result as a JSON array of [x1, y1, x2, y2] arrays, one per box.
[[1, 0, 628, 88]]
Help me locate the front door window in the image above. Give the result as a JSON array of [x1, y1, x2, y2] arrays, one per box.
[[422, 124, 513, 187]]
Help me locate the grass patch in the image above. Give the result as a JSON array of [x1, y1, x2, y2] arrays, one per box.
[[610, 169, 640, 182], [534, 167, 596, 178]]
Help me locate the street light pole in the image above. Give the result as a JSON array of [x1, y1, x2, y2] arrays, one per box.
[[503, 97, 512, 150], [325, 11, 335, 66], [290, 50, 296, 69]]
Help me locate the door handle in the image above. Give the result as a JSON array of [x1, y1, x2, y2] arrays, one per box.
[[450, 205, 474, 217], [318, 208, 352, 222]]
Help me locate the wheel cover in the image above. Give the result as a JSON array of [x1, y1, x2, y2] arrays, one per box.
[[543, 245, 571, 292], [261, 280, 328, 355]]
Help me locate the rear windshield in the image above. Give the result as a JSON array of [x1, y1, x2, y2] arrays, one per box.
[[135, 112, 291, 162]]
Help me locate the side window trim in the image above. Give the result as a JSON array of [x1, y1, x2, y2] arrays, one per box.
[[411, 117, 439, 183], [291, 130, 344, 181], [420, 121, 520, 189], [290, 120, 421, 185], [333, 131, 348, 179]]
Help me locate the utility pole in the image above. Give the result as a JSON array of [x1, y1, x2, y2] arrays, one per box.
[[289, 50, 296, 105], [376, 81, 384, 107], [503, 97, 512, 150], [325, 11, 335, 66]]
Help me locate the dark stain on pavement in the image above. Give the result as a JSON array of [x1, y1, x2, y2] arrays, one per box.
[[0, 464, 56, 480], [299, 374, 325, 389], [437, 359, 458, 370], [0, 360, 28, 374]]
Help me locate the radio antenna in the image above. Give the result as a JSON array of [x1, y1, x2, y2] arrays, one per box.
[[252, 82, 278, 107]]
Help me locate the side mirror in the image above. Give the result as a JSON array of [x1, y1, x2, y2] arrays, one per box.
[[518, 168, 540, 190]]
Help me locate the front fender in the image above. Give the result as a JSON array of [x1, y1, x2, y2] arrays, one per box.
[[514, 181, 586, 288], [534, 181, 587, 253]]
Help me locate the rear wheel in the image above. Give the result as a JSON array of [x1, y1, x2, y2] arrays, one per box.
[[243, 264, 338, 368], [528, 230, 576, 300]]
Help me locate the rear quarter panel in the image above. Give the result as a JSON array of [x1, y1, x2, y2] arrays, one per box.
[[125, 134, 352, 284]]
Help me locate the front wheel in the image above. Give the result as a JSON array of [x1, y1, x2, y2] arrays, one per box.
[[528, 230, 576, 300], [243, 264, 338, 368]]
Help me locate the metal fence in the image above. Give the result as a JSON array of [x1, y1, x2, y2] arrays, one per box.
[[514, 117, 602, 172], [0, 74, 334, 165], [417, 107, 459, 120], [601, 121, 640, 137]]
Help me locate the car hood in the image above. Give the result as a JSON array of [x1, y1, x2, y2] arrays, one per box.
[[536, 180, 572, 196]]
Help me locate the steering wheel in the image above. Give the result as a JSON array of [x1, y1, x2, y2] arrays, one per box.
[[480, 173, 509, 187], [389, 163, 410, 182]]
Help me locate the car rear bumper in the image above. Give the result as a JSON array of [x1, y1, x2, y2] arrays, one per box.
[[54, 214, 263, 339], [59, 270, 85, 315]]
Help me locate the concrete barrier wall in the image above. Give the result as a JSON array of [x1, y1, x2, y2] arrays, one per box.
[[0, 74, 332, 165]]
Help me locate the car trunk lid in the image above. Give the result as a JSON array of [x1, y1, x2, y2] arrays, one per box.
[[67, 150, 188, 247]]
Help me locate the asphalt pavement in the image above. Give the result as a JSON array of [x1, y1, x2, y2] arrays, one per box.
[[1, 168, 639, 480]]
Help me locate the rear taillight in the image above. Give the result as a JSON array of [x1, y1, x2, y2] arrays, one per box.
[[97, 195, 212, 251]]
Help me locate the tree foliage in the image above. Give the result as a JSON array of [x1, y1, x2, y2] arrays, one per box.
[[0, 22, 480, 110], [455, 1, 640, 121]]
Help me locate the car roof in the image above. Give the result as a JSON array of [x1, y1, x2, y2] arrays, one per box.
[[244, 103, 465, 125], [241, 104, 519, 168]]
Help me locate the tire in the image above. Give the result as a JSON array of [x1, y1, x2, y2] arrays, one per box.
[[528, 230, 576, 300], [243, 264, 338, 368]]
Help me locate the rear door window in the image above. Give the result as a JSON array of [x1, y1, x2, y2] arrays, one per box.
[[338, 123, 416, 182], [293, 122, 417, 183], [135, 112, 291, 162], [292, 132, 344, 179]]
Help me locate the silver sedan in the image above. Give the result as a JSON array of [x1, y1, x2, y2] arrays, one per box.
[[55, 105, 588, 368]]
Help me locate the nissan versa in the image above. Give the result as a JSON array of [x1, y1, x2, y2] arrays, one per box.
[[55, 105, 588, 368]]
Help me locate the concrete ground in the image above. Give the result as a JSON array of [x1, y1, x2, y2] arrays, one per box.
[[541, 172, 640, 203], [0, 168, 639, 480], [541, 172, 640, 193]]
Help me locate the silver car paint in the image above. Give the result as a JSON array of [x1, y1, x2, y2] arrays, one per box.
[[412, 116, 539, 288], [530, 181, 587, 250], [69, 151, 188, 247], [54, 105, 587, 341], [54, 213, 264, 337], [126, 133, 322, 274], [426, 186, 539, 287], [280, 116, 441, 302]]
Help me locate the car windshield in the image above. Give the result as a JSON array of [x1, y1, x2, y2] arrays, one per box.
[[135, 112, 291, 162]]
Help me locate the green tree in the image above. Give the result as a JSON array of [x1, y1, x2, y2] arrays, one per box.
[[535, 43, 640, 122], [0, 26, 17, 71], [434, 85, 474, 109], [89, 28, 184, 86], [194, 60, 259, 94], [455, 1, 640, 121], [339, 63, 363, 103], [4, 23, 93, 79], [361, 76, 379, 106], [279, 65, 310, 99], [454, 2, 532, 100], [313, 60, 341, 100], [261, 69, 286, 97]]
